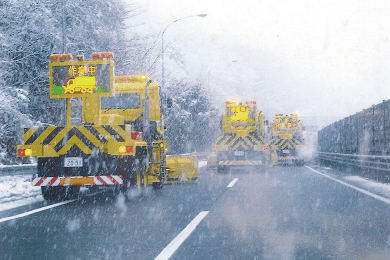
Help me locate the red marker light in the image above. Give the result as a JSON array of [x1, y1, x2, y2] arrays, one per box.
[[18, 149, 25, 156], [126, 146, 133, 153], [131, 131, 143, 140]]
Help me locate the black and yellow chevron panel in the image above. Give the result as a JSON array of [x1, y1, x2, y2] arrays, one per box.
[[269, 138, 304, 150], [215, 133, 265, 151], [22, 125, 132, 157]]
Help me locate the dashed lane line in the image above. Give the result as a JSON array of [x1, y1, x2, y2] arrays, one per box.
[[0, 200, 76, 224], [227, 178, 239, 188], [155, 211, 209, 260], [305, 166, 390, 205]]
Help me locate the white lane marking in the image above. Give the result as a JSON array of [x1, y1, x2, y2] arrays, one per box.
[[227, 178, 239, 188], [0, 200, 76, 224], [305, 166, 390, 205], [155, 211, 209, 260]]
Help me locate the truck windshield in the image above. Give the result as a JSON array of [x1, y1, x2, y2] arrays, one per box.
[[101, 93, 141, 109]]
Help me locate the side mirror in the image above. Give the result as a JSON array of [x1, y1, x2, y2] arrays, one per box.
[[167, 97, 173, 108]]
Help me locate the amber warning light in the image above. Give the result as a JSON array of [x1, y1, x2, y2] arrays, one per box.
[[50, 53, 73, 61], [119, 146, 133, 154]]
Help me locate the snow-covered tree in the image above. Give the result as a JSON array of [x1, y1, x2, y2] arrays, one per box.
[[0, 0, 149, 163], [165, 79, 218, 154]]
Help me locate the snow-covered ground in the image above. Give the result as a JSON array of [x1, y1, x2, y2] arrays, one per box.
[[0, 174, 43, 212], [342, 175, 390, 199]]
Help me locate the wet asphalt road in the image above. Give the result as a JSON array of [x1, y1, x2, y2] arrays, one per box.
[[1, 165, 390, 260]]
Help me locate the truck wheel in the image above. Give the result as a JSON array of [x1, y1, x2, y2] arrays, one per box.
[[217, 165, 229, 173], [152, 181, 163, 190], [41, 186, 80, 201], [121, 174, 137, 192]]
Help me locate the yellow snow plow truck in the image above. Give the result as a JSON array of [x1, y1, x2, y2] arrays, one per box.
[[269, 113, 305, 166], [208, 99, 269, 173], [17, 52, 198, 201]]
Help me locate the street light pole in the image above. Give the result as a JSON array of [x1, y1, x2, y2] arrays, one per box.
[[207, 59, 238, 89], [161, 14, 207, 90]]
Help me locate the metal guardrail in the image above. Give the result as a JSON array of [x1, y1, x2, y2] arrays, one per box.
[[317, 152, 390, 172], [0, 164, 37, 176]]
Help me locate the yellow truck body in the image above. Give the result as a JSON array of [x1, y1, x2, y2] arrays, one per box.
[[269, 113, 305, 165], [17, 53, 198, 200], [208, 99, 268, 172]]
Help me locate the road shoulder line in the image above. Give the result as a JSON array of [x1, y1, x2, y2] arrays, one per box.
[[155, 211, 209, 260], [305, 165, 390, 205], [0, 199, 75, 224]]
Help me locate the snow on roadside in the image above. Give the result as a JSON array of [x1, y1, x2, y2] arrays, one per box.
[[343, 175, 390, 199], [0, 175, 43, 212], [199, 160, 207, 167]]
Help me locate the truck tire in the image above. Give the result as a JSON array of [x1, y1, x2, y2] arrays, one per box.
[[217, 165, 229, 173], [41, 186, 80, 201], [152, 181, 163, 189]]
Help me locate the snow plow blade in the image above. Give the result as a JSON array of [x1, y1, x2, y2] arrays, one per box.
[[206, 152, 217, 169], [166, 154, 199, 184]]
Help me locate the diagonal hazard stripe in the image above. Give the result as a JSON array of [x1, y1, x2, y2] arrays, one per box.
[[292, 138, 304, 145], [216, 135, 223, 144], [230, 136, 252, 150], [54, 127, 96, 153], [280, 139, 295, 149], [216, 134, 233, 145], [102, 125, 125, 142], [275, 139, 284, 146], [249, 132, 262, 142], [42, 127, 64, 145], [245, 136, 257, 145], [25, 127, 48, 145], [77, 126, 105, 149], [57, 138, 92, 155], [84, 126, 108, 144], [232, 143, 249, 150]]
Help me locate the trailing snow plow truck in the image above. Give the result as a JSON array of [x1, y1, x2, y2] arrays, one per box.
[[207, 99, 269, 173], [17, 52, 198, 201], [269, 113, 305, 166]]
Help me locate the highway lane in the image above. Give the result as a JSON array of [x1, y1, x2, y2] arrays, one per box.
[[172, 166, 390, 260], [1, 165, 390, 259], [0, 165, 231, 260]]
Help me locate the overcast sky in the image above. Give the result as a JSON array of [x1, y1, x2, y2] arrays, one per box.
[[126, 0, 390, 128]]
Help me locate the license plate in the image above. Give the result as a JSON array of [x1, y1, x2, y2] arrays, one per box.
[[64, 157, 83, 167], [283, 150, 290, 153], [235, 151, 244, 156]]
